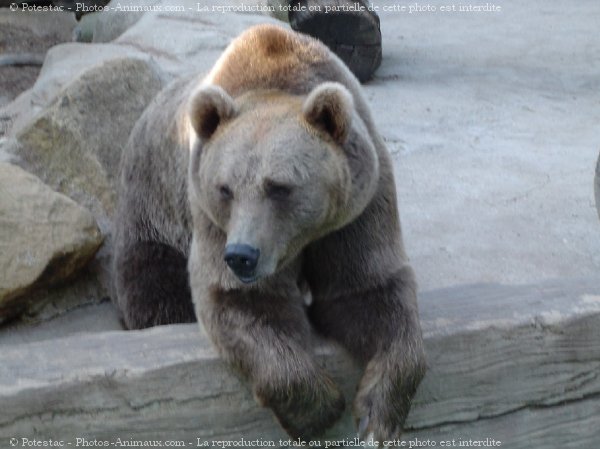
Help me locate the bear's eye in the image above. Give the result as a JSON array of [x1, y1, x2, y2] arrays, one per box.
[[264, 180, 293, 200], [218, 184, 233, 200]]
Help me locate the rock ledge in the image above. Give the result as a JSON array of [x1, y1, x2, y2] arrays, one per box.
[[1, 278, 599, 447]]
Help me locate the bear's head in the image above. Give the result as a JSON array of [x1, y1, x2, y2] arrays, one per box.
[[187, 83, 379, 284]]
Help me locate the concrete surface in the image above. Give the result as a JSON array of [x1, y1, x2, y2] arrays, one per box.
[[371, 0, 600, 290]]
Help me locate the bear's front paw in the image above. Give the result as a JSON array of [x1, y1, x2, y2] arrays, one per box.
[[255, 373, 345, 441], [353, 356, 425, 443], [354, 383, 403, 444]]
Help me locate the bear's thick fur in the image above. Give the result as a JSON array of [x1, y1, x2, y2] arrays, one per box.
[[113, 24, 425, 441]]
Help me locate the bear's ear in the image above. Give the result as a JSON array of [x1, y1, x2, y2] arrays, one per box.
[[188, 85, 237, 140], [303, 82, 354, 144]]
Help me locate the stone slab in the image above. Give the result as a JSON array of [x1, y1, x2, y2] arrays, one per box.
[[1, 278, 599, 446]]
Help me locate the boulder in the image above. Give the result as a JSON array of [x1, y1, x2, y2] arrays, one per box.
[[0, 162, 103, 322], [1, 44, 154, 138], [1, 57, 163, 323], [10, 57, 164, 231], [31, 44, 154, 110]]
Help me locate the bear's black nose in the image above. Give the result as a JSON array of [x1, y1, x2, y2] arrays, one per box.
[[224, 244, 260, 282]]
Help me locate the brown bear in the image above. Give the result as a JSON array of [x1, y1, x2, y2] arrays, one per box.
[[113, 24, 426, 441]]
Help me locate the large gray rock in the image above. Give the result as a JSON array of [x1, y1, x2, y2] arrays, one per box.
[[1, 43, 153, 138], [11, 57, 164, 231], [0, 162, 103, 322], [1, 57, 162, 323], [1, 278, 599, 446], [31, 44, 154, 111]]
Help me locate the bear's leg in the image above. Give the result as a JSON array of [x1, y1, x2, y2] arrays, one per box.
[[199, 287, 345, 440], [308, 265, 426, 441], [114, 241, 196, 329]]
